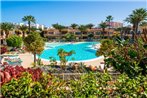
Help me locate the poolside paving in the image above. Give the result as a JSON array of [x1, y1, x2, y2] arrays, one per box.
[[19, 52, 34, 68], [19, 52, 104, 69]]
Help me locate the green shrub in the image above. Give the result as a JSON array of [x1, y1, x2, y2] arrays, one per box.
[[6, 35, 22, 48], [2, 72, 33, 97], [1, 72, 147, 97], [97, 36, 147, 77], [24, 32, 45, 66]]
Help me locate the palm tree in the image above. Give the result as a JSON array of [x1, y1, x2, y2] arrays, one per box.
[[78, 25, 87, 39], [24, 32, 45, 67], [22, 15, 36, 33], [140, 21, 147, 26], [106, 15, 113, 29], [116, 27, 131, 39], [99, 22, 108, 38], [52, 23, 66, 40], [52, 23, 65, 32], [19, 25, 28, 39], [0, 22, 14, 38], [106, 15, 113, 38], [65, 33, 76, 42], [71, 23, 78, 29], [57, 48, 75, 70], [30, 27, 37, 32], [86, 23, 94, 29], [125, 8, 147, 34]]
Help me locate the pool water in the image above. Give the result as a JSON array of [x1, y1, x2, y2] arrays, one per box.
[[39, 42, 100, 61]]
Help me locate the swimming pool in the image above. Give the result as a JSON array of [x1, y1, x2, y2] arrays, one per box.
[[39, 42, 100, 61]]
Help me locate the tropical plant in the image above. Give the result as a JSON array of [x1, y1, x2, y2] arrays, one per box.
[[96, 39, 115, 61], [78, 25, 87, 39], [115, 27, 131, 39], [1, 70, 147, 97], [30, 26, 37, 32], [24, 32, 45, 66], [106, 15, 113, 29], [65, 33, 76, 42], [0, 46, 8, 54], [52, 23, 66, 40], [0, 22, 14, 38], [106, 15, 113, 38], [140, 21, 147, 26], [125, 8, 147, 34], [97, 30, 147, 77], [52, 23, 65, 32], [86, 23, 94, 29], [0, 65, 42, 86], [71, 23, 78, 29], [37, 56, 43, 66], [19, 25, 28, 39], [78, 25, 87, 32], [6, 35, 23, 48], [57, 48, 75, 70], [22, 15, 36, 33], [99, 22, 108, 38], [49, 57, 57, 66], [88, 33, 94, 40]]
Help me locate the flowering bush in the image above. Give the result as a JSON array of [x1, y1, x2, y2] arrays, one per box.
[[0, 65, 42, 85], [97, 32, 147, 77], [1, 71, 147, 97], [0, 46, 8, 54]]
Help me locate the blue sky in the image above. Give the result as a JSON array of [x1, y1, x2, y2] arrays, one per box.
[[1, 1, 146, 27]]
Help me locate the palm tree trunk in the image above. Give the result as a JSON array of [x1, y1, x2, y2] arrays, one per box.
[[81, 32, 83, 40], [28, 21, 31, 33], [120, 30, 123, 39], [102, 28, 105, 39], [5, 31, 9, 38], [34, 52, 36, 67], [108, 22, 110, 38], [135, 23, 139, 34], [133, 24, 135, 32], [22, 31, 25, 39]]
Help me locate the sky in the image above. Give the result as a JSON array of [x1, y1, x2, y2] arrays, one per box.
[[1, 0, 147, 27]]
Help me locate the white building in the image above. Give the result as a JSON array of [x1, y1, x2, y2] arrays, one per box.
[[16, 23, 45, 30]]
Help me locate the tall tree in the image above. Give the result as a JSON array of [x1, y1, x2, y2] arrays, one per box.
[[106, 15, 113, 38], [78, 25, 87, 39], [0, 22, 14, 38], [140, 21, 147, 26], [86, 23, 94, 29], [106, 15, 113, 29], [99, 22, 108, 38], [19, 25, 28, 39], [65, 33, 76, 42], [24, 32, 45, 67], [52, 23, 66, 40], [125, 8, 147, 34], [52, 23, 65, 32], [22, 15, 36, 33], [71, 23, 78, 29], [78, 25, 87, 32]]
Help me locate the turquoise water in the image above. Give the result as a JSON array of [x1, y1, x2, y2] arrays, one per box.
[[40, 42, 99, 61]]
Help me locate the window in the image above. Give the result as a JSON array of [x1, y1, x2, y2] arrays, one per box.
[[96, 32, 101, 35], [48, 32, 54, 34], [75, 32, 81, 35]]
